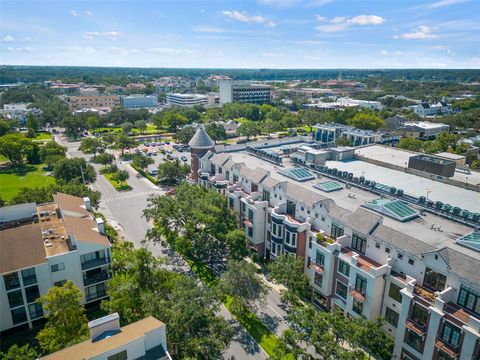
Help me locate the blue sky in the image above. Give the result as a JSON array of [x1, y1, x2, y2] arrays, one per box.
[[1, 0, 479, 68]]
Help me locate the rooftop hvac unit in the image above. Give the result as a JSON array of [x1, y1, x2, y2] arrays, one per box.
[[453, 207, 461, 215], [359, 176, 365, 183], [435, 201, 443, 209], [389, 187, 397, 194], [396, 189, 403, 197], [370, 181, 376, 187], [472, 213, 479, 221], [419, 196, 426, 204]]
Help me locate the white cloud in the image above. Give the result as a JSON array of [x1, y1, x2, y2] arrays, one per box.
[[85, 11, 93, 16], [221, 10, 276, 27], [192, 26, 226, 33], [58, 46, 96, 53], [20, 37, 33, 42], [261, 52, 284, 58], [83, 31, 120, 40], [396, 25, 438, 39], [70, 10, 78, 17], [258, 0, 301, 9], [147, 47, 193, 55], [107, 47, 129, 55], [130, 49, 140, 54], [381, 50, 389, 55], [425, 0, 467, 9], [2, 35, 15, 43], [315, 14, 384, 32], [6, 46, 34, 52]]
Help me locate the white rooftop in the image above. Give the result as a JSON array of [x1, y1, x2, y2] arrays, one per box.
[[403, 121, 448, 129]]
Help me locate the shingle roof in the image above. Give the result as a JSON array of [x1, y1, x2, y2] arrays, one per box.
[[372, 224, 436, 256], [239, 166, 269, 184], [63, 215, 111, 247], [260, 175, 283, 189], [210, 153, 231, 167], [327, 204, 352, 224], [281, 182, 333, 208], [53, 193, 88, 217], [346, 208, 382, 235], [188, 126, 215, 149]]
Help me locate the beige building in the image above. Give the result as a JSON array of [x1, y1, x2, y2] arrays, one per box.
[[67, 95, 120, 110]]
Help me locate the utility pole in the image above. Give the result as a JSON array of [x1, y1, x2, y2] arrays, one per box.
[[80, 164, 86, 185]]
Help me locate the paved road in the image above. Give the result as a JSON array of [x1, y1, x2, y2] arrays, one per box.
[[56, 135, 269, 360]]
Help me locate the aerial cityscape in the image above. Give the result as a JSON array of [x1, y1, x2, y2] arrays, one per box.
[[1, 0, 480, 359]]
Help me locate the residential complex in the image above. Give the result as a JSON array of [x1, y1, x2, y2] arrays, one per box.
[[66, 95, 121, 110], [219, 80, 271, 104], [411, 100, 452, 117], [42, 313, 170, 360], [121, 94, 158, 109], [0, 103, 42, 126], [190, 127, 480, 360], [0, 193, 112, 333]]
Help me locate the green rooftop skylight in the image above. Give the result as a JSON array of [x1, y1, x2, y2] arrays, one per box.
[[279, 167, 315, 182], [314, 181, 343, 192], [362, 198, 419, 222]]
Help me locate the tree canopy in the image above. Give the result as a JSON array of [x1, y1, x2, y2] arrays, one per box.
[[53, 158, 96, 184], [0, 133, 33, 168]]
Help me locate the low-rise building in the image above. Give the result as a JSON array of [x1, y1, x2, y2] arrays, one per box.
[[166, 93, 209, 107], [219, 80, 271, 104], [0, 193, 112, 333], [66, 95, 120, 111], [42, 313, 171, 360], [411, 101, 452, 117], [0, 103, 42, 126], [313, 123, 388, 146], [401, 121, 450, 140], [337, 97, 384, 110], [121, 94, 158, 109]]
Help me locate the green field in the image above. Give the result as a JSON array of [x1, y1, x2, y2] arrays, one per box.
[[0, 165, 56, 202], [32, 132, 52, 141]]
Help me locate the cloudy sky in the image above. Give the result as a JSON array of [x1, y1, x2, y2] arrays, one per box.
[[1, 0, 479, 68]]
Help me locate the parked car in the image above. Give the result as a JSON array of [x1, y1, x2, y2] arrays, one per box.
[[149, 169, 158, 176], [165, 141, 170, 145], [166, 154, 173, 160], [181, 156, 188, 161], [152, 152, 157, 156]]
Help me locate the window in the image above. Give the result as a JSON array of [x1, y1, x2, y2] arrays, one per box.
[[423, 267, 446, 292], [229, 197, 234, 208], [85, 283, 107, 302], [315, 213, 318, 218], [405, 329, 424, 353], [271, 243, 282, 256], [436, 350, 456, 360], [331, 224, 344, 239], [385, 307, 399, 327], [338, 260, 350, 277], [51, 263, 65, 272], [321, 216, 325, 221], [3, 272, 20, 291], [314, 273, 323, 287], [248, 226, 253, 237], [7, 290, 24, 309], [389, 283, 402, 302], [336, 281, 348, 299], [397, 253, 404, 260], [21, 268, 37, 286], [315, 250, 325, 266], [375, 242, 381, 249], [248, 209, 254, 221], [308, 236, 312, 249], [440, 322, 461, 348], [355, 275, 367, 296], [107, 350, 127, 360], [301, 206, 304, 211], [457, 286, 480, 315], [272, 223, 283, 237], [241, 202, 246, 212], [351, 233, 367, 254], [385, 247, 390, 254], [262, 190, 270, 203], [408, 259, 415, 266], [11, 307, 27, 325], [28, 303, 43, 320], [411, 303, 428, 326], [285, 231, 297, 247], [352, 299, 363, 315], [54, 280, 67, 287], [25, 285, 40, 304]]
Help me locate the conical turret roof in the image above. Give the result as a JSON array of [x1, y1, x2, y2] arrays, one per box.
[[188, 125, 215, 149]]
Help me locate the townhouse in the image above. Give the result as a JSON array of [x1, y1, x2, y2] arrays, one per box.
[[0, 193, 112, 333], [196, 146, 480, 360]]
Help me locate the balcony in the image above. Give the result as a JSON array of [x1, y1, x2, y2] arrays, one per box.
[[83, 270, 112, 286], [413, 284, 436, 304], [435, 337, 460, 358], [309, 262, 324, 274], [349, 288, 366, 302], [81, 257, 110, 270], [405, 317, 427, 336]]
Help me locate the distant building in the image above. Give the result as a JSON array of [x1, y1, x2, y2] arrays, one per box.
[[410, 100, 451, 117], [121, 94, 158, 109], [166, 93, 209, 107], [0, 103, 42, 126], [219, 80, 271, 104], [66, 95, 120, 110], [153, 77, 195, 93], [203, 75, 232, 88], [41, 313, 171, 360], [337, 97, 384, 110], [436, 152, 467, 167], [0, 193, 112, 333], [401, 121, 450, 140], [126, 83, 146, 90], [313, 123, 395, 146]]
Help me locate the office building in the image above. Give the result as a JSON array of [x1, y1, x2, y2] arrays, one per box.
[[219, 80, 271, 104], [121, 94, 158, 109], [0, 193, 112, 333], [166, 93, 209, 107], [313, 123, 385, 146], [401, 121, 450, 140], [66, 95, 120, 110], [42, 313, 171, 360], [194, 131, 480, 359]]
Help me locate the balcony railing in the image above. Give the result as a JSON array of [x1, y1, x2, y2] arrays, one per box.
[[83, 271, 112, 286], [309, 262, 324, 274], [349, 288, 366, 302], [85, 289, 107, 302], [81, 257, 110, 270], [405, 317, 427, 336], [435, 337, 460, 358], [413, 284, 436, 303]]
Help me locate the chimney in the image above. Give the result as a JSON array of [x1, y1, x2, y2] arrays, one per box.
[[96, 218, 105, 235], [88, 313, 121, 342], [83, 197, 92, 212]]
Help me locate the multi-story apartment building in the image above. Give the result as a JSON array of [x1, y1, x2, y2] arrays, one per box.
[[192, 129, 480, 360], [66, 95, 120, 110], [0, 193, 112, 333], [219, 80, 271, 104]]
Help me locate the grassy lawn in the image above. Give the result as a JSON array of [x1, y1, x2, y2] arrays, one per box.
[[0, 164, 56, 202], [0, 154, 8, 163], [103, 172, 132, 192], [32, 132, 52, 141]]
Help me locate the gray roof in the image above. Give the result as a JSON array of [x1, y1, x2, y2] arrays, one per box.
[[327, 204, 352, 224], [426, 247, 480, 286], [188, 126, 215, 149], [239, 166, 269, 184], [346, 208, 382, 236], [282, 182, 333, 208], [260, 175, 283, 189], [210, 153, 231, 167], [372, 224, 436, 256], [222, 159, 236, 171]]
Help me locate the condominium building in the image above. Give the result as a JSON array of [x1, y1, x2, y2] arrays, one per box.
[[121, 94, 158, 109], [195, 130, 480, 359], [0, 193, 112, 333], [219, 80, 271, 104], [166, 93, 209, 107], [66, 95, 121, 110], [42, 313, 171, 360], [313, 123, 387, 146]]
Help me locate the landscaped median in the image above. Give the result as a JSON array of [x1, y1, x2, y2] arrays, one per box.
[[102, 171, 132, 191], [130, 163, 159, 185], [183, 256, 283, 357]]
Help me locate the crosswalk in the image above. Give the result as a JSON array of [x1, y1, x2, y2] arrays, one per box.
[[101, 190, 163, 203]]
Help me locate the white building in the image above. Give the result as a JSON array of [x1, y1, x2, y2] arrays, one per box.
[[219, 80, 271, 104], [0, 193, 112, 333], [337, 97, 384, 110], [411, 101, 451, 117], [121, 94, 159, 109], [401, 121, 450, 140], [195, 131, 480, 360], [0, 103, 42, 126], [42, 313, 171, 360], [166, 93, 210, 107]]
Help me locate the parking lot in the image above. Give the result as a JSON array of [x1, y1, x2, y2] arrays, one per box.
[[125, 140, 192, 176]]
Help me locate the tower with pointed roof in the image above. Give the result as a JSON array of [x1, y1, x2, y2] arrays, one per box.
[[188, 125, 215, 181]]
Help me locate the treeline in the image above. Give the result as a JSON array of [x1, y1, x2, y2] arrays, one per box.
[[2, 65, 479, 84]]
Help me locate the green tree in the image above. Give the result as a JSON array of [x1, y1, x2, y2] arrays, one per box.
[[346, 113, 385, 130], [114, 134, 138, 156], [94, 152, 115, 169], [157, 159, 190, 185], [236, 120, 261, 140], [26, 113, 39, 133], [26, 142, 41, 164], [79, 137, 104, 159], [156, 111, 189, 131], [36, 281, 89, 354], [205, 123, 227, 141], [53, 158, 96, 184], [398, 137, 424, 152], [101, 132, 116, 146], [121, 121, 134, 134], [219, 260, 266, 315], [0, 118, 16, 136], [134, 120, 147, 134], [0, 344, 39, 360], [225, 229, 249, 260], [132, 153, 154, 170], [174, 125, 196, 144], [39, 140, 66, 166], [267, 253, 310, 302], [86, 114, 100, 130], [62, 116, 85, 139], [0, 133, 33, 168], [335, 137, 353, 146], [112, 169, 129, 185]]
